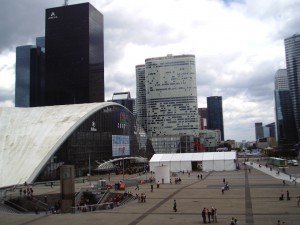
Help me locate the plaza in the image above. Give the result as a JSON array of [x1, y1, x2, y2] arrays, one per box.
[[1, 161, 300, 225]]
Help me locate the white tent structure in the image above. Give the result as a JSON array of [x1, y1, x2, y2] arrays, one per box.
[[149, 152, 237, 172]]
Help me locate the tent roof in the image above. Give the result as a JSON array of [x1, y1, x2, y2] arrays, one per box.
[[150, 152, 236, 162]]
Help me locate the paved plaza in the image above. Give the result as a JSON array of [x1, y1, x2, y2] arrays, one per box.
[[1, 163, 300, 225]]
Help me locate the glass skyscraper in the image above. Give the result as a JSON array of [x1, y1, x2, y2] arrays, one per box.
[[274, 69, 298, 149], [207, 96, 224, 141], [45, 3, 104, 106], [15, 45, 44, 107], [284, 34, 300, 141]]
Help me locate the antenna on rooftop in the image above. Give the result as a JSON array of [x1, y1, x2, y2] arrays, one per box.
[[64, 0, 68, 6]]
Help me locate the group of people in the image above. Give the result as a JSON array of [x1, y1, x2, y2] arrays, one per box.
[[201, 207, 217, 223], [136, 193, 147, 203], [230, 217, 239, 225]]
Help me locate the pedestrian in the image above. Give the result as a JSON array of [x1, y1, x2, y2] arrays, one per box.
[[290, 174, 292, 180], [201, 174, 203, 180], [198, 174, 200, 180], [207, 208, 211, 223], [50, 181, 53, 188], [151, 184, 153, 192], [173, 199, 177, 212], [214, 208, 217, 222], [202, 208, 207, 223], [157, 181, 160, 188], [297, 196, 300, 207], [230, 217, 235, 225], [44, 195, 48, 204], [277, 220, 281, 225], [222, 186, 225, 195], [283, 180, 286, 186], [248, 168, 251, 173], [211, 207, 215, 222], [223, 178, 225, 184], [234, 218, 239, 225], [287, 190, 290, 200]]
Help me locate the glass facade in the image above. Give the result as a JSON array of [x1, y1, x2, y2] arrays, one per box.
[[15, 45, 45, 107], [207, 96, 224, 141], [37, 105, 153, 181], [284, 34, 300, 140], [275, 90, 298, 149], [45, 3, 104, 106]]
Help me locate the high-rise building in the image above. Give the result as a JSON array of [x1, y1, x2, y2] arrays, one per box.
[[136, 64, 147, 132], [45, 3, 104, 106], [109, 92, 135, 113], [207, 96, 224, 141], [284, 34, 300, 140], [255, 122, 264, 140], [274, 69, 298, 148], [15, 45, 44, 107], [198, 108, 207, 130], [145, 54, 199, 137], [265, 122, 276, 138]]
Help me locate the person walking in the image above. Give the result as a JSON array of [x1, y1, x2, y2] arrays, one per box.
[[201, 174, 203, 180], [207, 208, 211, 223], [287, 190, 290, 200], [202, 208, 207, 223], [150, 184, 153, 192], [230, 217, 235, 225], [198, 174, 200, 180], [173, 199, 177, 212], [211, 207, 215, 223]]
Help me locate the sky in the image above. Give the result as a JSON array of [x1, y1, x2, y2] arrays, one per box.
[[0, 0, 300, 142]]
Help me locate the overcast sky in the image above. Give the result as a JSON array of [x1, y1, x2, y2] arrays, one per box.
[[0, 0, 299, 142]]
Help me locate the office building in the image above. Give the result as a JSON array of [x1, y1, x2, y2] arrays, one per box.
[[265, 122, 276, 138], [255, 122, 264, 140], [15, 45, 44, 107], [45, 2, 104, 106], [198, 108, 207, 130], [136, 64, 147, 132], [109, 92, 135, 113], [284, 34, 300, 140], [145, 54, 199, 137], [207, 96, 224, 141], [274, 69, 298, 148]]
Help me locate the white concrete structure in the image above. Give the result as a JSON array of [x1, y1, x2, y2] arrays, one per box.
[[149, 152, 236, 172], [0, 102, 117, 188], [154, 165, 170, 184], [145, 54, 199, 137]]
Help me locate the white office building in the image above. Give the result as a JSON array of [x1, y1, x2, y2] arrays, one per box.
[[145, 54, 199, 137]]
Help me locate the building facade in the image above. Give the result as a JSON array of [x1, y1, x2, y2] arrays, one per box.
[[45, 3, 104, 106], [198, 108, 207, 130], [255, 122, 264, 140], [15, 45, 45, 107], [136, 65, 147, 132], [109, 92, 135, 113], [284, 34, 300, 141], [274, 69, 298, 149], [207, 96, 224, 141], [145, 54, 199, 137]]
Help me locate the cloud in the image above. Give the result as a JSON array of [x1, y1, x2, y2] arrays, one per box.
[[1, 0, 300, 142]]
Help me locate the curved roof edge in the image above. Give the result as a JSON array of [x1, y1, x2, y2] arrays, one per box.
[[0, 102, 129, 188]]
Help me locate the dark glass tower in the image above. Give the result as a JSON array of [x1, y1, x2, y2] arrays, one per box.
[[275, 90, 298, 148], [15, 45, 45, 107], [207, 96, 224, 141], [284, 34, 300, 141], [45, 3, 104, 106]]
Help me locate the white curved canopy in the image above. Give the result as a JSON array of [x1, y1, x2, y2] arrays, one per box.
[[0, 102, 120, 188]]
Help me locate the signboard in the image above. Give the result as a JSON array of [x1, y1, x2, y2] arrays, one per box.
[[112, 135, 130, 157]]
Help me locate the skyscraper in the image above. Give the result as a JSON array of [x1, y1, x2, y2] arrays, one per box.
[[45, 3, 104, 106], [254, 122, 263, 140], [207, 96, 224, 141], [145, 54, 199, 137], [198, 108, 207, 130], [15, 45, 44, 107], [136, 64, 147, 132], [284, 34, 300, 140], [274, 69, 298, 148]]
